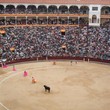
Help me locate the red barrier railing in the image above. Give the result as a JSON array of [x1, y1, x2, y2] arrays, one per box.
[[0, 56, 110, 67]]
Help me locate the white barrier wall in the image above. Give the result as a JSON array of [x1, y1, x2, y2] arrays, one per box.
[[89, 5, 101, 26]]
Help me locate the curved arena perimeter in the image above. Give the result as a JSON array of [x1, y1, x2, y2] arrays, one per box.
[[0, 61, 110, 110], [0, 0, 110, 110]]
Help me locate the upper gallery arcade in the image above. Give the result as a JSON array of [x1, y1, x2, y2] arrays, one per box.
[[0, 1, 110, 26]]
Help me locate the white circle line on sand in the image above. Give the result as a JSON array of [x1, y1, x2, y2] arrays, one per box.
[[0, 102, 10, 110], [0, 72, 20, 110], [0, 66, 58, 110], [0, 72, 19, 85], [0, 66, 66, 110]]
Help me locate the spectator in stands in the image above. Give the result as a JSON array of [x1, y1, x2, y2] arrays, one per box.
[[1, 26, 110, 62]]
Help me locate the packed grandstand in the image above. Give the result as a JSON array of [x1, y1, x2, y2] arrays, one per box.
[[0, 0, 110, 63]]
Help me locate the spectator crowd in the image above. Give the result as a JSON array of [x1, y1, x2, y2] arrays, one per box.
[[0, 26, 110, 62]]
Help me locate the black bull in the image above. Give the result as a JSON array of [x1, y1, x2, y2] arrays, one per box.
[[44, 85, 50, 93]]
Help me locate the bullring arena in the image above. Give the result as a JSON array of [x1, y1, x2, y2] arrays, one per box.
[[0, 60, 110, 110], [0, 0, 110, 110]]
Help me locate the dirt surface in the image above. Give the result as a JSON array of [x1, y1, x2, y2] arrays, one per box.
[[0, 61, 110, 110], [0, 69, 6, 75]]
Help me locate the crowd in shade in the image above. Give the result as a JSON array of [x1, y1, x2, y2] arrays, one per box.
[[0, 5, 88, 14], [0, 26, 110, 62], [0, 17, 88, 25]]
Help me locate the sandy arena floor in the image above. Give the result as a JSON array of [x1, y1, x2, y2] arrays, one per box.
[[0, 61, 110, 110]]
